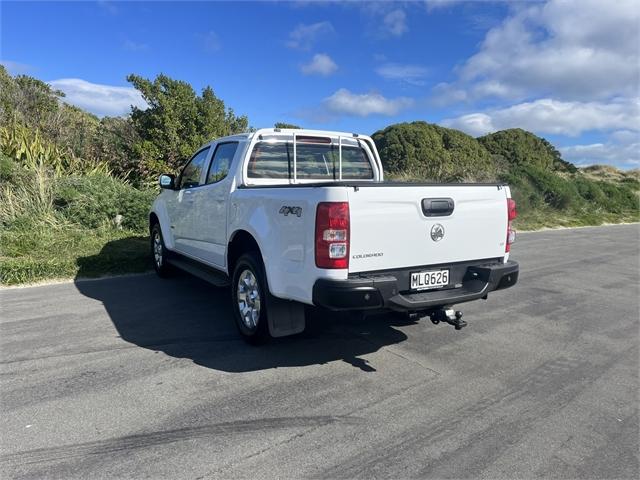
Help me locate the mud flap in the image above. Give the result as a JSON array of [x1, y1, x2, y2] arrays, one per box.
[[267, 296, 306, 337]]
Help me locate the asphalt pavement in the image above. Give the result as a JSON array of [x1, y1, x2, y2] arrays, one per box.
[[1, 224, 638, 479]]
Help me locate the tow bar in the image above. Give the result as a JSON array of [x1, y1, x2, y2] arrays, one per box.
[[430, 308, 467, 330]]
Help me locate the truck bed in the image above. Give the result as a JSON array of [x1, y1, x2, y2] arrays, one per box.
[[237, 181, 506, 189]]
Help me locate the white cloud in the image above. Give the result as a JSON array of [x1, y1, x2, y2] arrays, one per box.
[[376, 63, 428, 86], [431, 82, 468, 105], [383, 9, 408, 36], [301, 53, 337, 76], [441, 113, 494, 137], [286, 21, 334, 50], [560, 134, 640, 169], [438, 0, 640, 102], [48, 78, 147, 117], [441, 98, 640, 137], [324, 88, 413, 117], [425, 0, 463, 11], [610, 130, 639, 144]]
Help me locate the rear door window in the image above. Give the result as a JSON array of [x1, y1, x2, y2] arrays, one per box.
[[206, 142, 238, 184]]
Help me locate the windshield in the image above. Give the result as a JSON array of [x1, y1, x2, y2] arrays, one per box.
[[247, 141, 374, 180]]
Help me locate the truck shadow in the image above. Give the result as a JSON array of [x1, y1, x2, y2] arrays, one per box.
[[74, 239, 412, 373]]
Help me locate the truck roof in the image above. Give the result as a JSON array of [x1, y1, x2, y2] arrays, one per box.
[[205, 128, 372, 146]]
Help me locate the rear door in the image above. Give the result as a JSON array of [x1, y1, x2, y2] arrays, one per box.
[[347, 185, 508, 273]]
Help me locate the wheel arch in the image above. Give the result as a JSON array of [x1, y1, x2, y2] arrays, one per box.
[[149, 212, 159, 230], [148, 207, 175, 250], [227, 229, 264, 276]]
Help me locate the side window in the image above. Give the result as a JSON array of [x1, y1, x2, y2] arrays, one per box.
[[340, 147, 374, 179], [178, 147, 209, 189], [206, 142, 238, 184]]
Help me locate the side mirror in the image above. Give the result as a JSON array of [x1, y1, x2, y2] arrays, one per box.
[[159, 174, 176, 190]]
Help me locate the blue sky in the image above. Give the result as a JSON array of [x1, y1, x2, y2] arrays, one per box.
[[1, 0, 639, 168]]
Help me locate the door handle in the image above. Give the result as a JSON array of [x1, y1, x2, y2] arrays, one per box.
[[422, 198, 455, 217], [183, 190, 195, 202]]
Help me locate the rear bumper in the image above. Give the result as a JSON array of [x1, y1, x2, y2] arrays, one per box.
[[312, 260, 519, 312]]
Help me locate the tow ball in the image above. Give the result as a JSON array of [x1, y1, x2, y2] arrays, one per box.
[[430, 308, 467, 330]]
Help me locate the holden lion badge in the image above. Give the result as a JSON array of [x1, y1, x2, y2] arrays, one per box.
[[431, 223, 445, 242]]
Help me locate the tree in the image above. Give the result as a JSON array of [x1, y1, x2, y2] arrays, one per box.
[[93, 116, 140, 179], [0, 65, 65, 132], [0, 66, 105, 175], [371, 121, 497, 181], [274, 122, 301, 129], [127, 73, 248, 174], [477, 128, 576, 172], [540, 137, 577, 172]]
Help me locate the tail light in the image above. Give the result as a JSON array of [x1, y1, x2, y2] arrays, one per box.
[[315, 202, 350, 269], [506, 198, 517, 252]]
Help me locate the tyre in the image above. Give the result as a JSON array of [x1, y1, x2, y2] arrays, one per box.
[[150, 223, 173, 278], [231, 252, 271, 344]]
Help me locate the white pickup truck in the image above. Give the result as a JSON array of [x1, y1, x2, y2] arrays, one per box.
[[150, 128, 519, 343]]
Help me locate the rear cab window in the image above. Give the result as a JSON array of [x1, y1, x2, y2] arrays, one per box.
[[245, 135, 375, 184]]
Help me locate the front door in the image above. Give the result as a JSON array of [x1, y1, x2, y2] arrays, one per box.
[[185, 141, 239, 267], [169, 146, 210, 257]]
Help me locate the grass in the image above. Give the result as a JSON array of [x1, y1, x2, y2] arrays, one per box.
[[0, 154, 155, 285], [0, 225, 151, 285], [580, 164, 640, 183], [514, 208, 639, 231]]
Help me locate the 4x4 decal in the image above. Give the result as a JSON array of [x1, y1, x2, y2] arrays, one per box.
[[279, 206, 302, 217]]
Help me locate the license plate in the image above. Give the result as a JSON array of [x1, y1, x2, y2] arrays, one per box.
[[410, 269, 450, 291]]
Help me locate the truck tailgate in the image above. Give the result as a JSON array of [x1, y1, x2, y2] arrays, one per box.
[[347, 185, 508, 273]]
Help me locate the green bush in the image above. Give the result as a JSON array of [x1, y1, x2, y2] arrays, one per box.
[[478, 128, 576, 172], [372, 121, 497, 181], [596, 181, 639, 214], [500, 164, 639, 229], [54, 174, 156, 232], [573, 176, 608, 205], [0, 151, 14, 181], [524, 166, 581, 209], [498, 169, 544, 213]]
